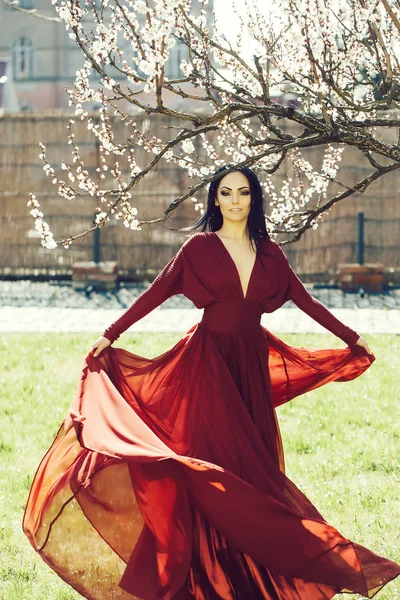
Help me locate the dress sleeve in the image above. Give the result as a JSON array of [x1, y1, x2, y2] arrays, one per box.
[[102, 246, 184, 344], [280, 248, 360, 347]]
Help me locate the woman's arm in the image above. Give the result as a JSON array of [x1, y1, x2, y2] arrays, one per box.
[[281, 250, 360, 346], [101, 246, 184, 344]]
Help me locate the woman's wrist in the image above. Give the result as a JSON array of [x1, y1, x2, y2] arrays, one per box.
[[102, 330, 117, 344], [341, 327, 360, 347]]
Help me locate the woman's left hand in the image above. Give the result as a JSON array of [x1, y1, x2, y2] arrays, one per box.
[[354, 335, 372, 354]]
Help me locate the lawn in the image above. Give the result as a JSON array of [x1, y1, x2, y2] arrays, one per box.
[[0, 332, 399, 600]]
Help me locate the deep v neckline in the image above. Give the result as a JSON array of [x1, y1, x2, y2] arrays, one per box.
[[212, 232, 258, 300]]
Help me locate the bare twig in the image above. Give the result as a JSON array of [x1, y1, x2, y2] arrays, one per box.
[[0, 0, 61, 21]]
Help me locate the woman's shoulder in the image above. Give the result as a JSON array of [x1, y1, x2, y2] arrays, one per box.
[[180, 231, 211, 251], [259, 236, 284, 255]]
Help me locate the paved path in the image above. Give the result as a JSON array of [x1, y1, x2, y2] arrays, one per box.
[[1, 305, 399, 336], [1, 280, 399, 336]]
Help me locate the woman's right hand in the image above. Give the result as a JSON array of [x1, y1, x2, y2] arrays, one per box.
[[91, 335, 111, 358]]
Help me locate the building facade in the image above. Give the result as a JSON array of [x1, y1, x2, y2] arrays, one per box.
[[0, 0, 214, 112]]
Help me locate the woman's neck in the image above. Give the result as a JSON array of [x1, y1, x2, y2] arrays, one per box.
[[216, 222, 249, 242]]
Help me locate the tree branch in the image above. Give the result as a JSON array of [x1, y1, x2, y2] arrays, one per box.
[[0, 0, 61, 21], [280, 161, 400, 243]]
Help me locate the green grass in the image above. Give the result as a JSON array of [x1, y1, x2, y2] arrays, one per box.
[[0, 332, 399, 600]]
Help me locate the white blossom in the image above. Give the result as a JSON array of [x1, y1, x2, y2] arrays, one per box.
[[181, 140, 196, 154]]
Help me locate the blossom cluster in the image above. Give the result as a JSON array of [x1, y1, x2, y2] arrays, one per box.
[[27, 194, 58, 249]]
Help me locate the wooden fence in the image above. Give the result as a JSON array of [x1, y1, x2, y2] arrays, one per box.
[[1, 112, 399, 281]]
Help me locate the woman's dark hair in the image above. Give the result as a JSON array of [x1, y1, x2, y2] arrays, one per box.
[[184, 163, 270, 251]]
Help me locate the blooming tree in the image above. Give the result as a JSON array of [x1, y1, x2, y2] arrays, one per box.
[[26, 0, 400, 249]]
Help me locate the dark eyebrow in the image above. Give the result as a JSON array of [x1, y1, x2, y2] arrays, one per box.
[[220, 186, 250, 191]]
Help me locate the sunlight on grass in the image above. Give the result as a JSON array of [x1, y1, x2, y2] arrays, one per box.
[[0, 332, 399, 599]]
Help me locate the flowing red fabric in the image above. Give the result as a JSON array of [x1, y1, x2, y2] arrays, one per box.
[[23, 233, 400, 600]]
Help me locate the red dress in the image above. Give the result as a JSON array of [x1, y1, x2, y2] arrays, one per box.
[[23, 232, 400, 600]]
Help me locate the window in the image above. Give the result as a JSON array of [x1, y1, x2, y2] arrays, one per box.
[[19, 0, 35, 8], [12, 36, 34, 80]]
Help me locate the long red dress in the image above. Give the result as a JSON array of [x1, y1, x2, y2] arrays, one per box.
[[23, 232, 400, 600]]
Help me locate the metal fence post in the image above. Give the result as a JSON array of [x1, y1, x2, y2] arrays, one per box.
[[93, 212, 100, 264], [358, 211, 365, 265]]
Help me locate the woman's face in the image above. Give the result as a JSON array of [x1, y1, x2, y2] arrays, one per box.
[[215, 171, 251, 225]]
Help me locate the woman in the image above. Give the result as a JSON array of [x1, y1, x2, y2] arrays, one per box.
[[23, 165, 400, 600]]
